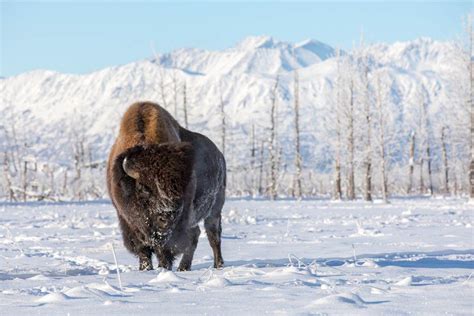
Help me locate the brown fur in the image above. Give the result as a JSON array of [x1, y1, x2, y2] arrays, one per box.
[[107, 101, 225, 271], [120, 143, 195, 200], [107, 102, 180, 200]]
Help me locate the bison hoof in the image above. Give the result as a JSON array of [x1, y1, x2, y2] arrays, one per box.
[[177, 267, 191, 272], [177, 264, 191, 271], [139, 262, 153, 271], [214, 261, 224, 269]]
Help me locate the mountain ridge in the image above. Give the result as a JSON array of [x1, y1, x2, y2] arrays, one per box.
[[0, 36, 466, 188]]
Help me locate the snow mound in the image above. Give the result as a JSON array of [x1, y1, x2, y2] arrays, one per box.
[[395, 276, 413, 286], [264, 266, 311, 279], [168, 287, 183, 293], [202, 276, 231, 288], [64, 286, 91, 298], [223, 209, 257, 225], [28, 274, 52, 281], [85, 282, 124, 297], [360, 259, 379, 268], [149, 270, 183, 284], [36, 292, 72, 304], [311, 292, 367, 308], [353, 221, 383, 237]]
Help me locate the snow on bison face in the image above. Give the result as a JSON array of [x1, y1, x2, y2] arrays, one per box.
[[117, 142, 195, 244]]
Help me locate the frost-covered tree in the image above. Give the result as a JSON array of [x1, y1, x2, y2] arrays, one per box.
[[268, 76, 280, 200], [293, 70, 303, 199], [182, 81, 189, 129], [372, 70, 394, 202]]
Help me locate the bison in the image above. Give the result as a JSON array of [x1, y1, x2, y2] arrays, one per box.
[[107, 102, 225, 271]]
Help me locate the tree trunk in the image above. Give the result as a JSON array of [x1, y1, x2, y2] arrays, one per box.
[[334, 53, 343, 201], [441, 127, 450, 195], [3, 153, 15, 201], [470, 21, 474, 198], [268, 76, 279, 200], [182, 81, 189, 128], [347, 78, 356, 200], [418, 99, 425, 194], [258, 140, 265, 196], [219, 84, 226, 157], [426, 138, 434, 195], [22, 160, 28, 202], [334, 157, 342, 200], [158, 67, 168, 109], [376, 75, 388, 202], [408, 131, 415, 193], [172, 71, 179, 119], [424, 101, 434, 195], [293, 70, 303, 200], [363, 73, 372, 201], [250, 124, 256, 194]]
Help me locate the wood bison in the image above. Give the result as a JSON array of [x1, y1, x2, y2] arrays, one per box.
[[107, 102, 225, 271]]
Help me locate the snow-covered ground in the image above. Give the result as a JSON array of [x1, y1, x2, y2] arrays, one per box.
[[0, 198, 472, 315]]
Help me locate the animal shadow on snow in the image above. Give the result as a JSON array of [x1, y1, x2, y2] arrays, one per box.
[[193, 249, 474, 271]]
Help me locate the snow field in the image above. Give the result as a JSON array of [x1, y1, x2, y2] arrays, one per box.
[[0, 198, 472, 315]]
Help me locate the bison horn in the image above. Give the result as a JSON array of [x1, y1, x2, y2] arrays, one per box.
[[122, 157, 140, 179]]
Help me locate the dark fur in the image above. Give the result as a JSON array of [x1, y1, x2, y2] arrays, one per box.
[[107, 102, 226, 271]]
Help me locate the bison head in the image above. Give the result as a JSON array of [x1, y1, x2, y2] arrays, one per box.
[[116, 142, 195, 244]]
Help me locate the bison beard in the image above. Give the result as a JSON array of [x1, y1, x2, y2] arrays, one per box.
[[107, 102, 225, 271]]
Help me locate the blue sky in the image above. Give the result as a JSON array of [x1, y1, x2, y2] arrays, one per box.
[[1, 1, 471, 77]]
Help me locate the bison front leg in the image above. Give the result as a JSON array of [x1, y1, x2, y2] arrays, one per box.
[[155, 246, 174, 270], [117, 215, 153, 271], [177, 226, 201, 271], [204, 215, 224, 269], [138, 247, 153, 271]]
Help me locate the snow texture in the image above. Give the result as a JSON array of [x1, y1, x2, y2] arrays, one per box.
[[0, 198, 472, 314]]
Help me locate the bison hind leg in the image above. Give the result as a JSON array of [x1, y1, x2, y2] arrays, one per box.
[[177, 226, 201, 271], [204, 212, 224, 269]]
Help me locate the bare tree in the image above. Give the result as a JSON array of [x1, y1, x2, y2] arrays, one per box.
[[346, 77, 356, 200], [361, 59, 373, 201], [258, 139, 265, 196], [418, 87, 434, 195], [2, 153, 15, 201], [268, 76, 280, 200], [158, 67, 169, 109], [441, 127, 450, 195], [182, 81, 189, 128], [357, 32, 373, 201], [219, 83, 226, 157], [250, 123, 257, 195], [466, 14, 474, 199], [408, 131, 415, 193], [293, 70, 303, 199], [333, 49, 343, 200], [374, 72, 389, 202], [171, 70, 179, 119]]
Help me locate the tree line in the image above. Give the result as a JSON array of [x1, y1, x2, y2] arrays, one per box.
[[1, 21, 472, 202]]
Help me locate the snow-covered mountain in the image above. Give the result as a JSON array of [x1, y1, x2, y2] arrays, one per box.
[[157, 36, 336, 75], [0, 35, 466, 181]]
